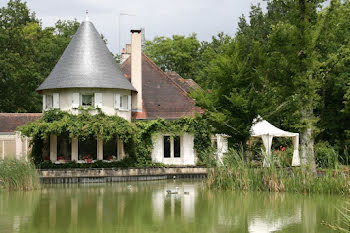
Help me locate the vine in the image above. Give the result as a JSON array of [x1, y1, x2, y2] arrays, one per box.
[[19, 110, 213, 167]]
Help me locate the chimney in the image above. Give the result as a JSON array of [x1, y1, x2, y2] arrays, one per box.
[[126, 44, 131, 53], [121, 47, 129, 64], [131, 29, 142, 112]]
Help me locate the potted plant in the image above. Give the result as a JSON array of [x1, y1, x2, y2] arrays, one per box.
[[83, 154, 92, 163]]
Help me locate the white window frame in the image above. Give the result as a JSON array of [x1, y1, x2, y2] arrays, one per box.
[[81, 93, 95, 108], [45, 94, 53, 110], [72, 93, 80, 109], [163, 135, 181, 158], [120, 95, 129, 111], [94, 93, 102, 109], [114, 94, 120, 109], [53, 93, 59, 109]]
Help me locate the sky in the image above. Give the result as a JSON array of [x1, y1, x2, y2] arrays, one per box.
[[1, 0, 267, 54]]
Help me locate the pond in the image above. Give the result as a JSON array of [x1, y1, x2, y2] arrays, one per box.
[[0, 179, 348, 233]]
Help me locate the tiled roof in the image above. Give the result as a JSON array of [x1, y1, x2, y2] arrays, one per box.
[[166, 71, 201, 93], [37, 20, 135, 92], [121, 54, 203, 120], [0, 113, 42, 133]]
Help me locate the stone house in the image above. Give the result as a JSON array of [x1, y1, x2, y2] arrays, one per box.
[[0, 17, 228, 165]]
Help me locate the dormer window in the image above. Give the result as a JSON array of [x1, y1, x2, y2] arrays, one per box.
[[82, 94, 94, 107], [46, 95, 53, 109]]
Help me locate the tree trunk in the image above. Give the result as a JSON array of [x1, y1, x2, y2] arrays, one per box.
[[300, 107, 317, 174]]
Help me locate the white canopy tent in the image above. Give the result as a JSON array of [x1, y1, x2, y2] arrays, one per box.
[[250, 116, 300, 167]]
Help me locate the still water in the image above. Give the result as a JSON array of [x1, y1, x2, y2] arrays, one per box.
[[0, 180, 348, 233]]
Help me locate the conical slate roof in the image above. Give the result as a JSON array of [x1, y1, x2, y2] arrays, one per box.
[[37, 20, 136, 91]]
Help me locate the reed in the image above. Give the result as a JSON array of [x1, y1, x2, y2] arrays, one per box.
[[0, 158, 40, 191], [207, 149, 350, 194], [325, 202, 350, 232]]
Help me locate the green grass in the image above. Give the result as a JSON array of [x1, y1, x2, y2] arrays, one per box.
[[0, 158, 40, 191], [207, 149, 350, 195]]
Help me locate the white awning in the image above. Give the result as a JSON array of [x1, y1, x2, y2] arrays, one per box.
[[251, 116, 298, 137], [250, 116, 300, 167]]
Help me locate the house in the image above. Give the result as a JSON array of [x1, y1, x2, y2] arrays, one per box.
[[0, 16, 228, 165]]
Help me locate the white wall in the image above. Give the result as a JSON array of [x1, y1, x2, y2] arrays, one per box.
[[41, 88, 132, 121], [212, 134, 229, 163], [0, 133, 29, 160], [151, 133, 196, 165]]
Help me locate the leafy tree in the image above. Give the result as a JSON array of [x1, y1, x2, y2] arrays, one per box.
[[194, 0, 350, 170], [196, 33, 232, 88], [0, 0, 80, 112], [144, 34, 201, 80]]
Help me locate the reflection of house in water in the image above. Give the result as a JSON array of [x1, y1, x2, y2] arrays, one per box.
[[248, 204, 302, 233], [152, 183, 197, 222]]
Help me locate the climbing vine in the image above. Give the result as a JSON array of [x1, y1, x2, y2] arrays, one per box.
[[19, 110, 213, 167]]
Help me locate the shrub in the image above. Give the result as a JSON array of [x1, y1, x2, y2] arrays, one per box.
[[315, 141, 339, 168]]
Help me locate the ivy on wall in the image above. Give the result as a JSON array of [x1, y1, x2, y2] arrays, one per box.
[[19, 110, 213, 166]]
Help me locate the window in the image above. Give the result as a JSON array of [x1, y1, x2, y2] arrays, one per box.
[[57, 135, 71, 161], [120, 95, 128, 110], [103, 138, 118, 161], [174, 136, 180, 157], [163, 136, 181, 158], [46, 95, 53, 109], [78, 137, 97, 160], [82, 94, 94, 107], [164, 136, 171, 158]]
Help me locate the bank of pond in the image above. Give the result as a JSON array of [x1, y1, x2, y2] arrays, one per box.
[[0, 158, 349, 195]]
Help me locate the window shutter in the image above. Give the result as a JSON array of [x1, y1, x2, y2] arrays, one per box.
[[128, 95, 132, 110], [53, 93, 59, 109], [95, 93, 102, 108], [114, 94, 120, 109], [72, 93, 79, 108], [42, 95, 46, 111]]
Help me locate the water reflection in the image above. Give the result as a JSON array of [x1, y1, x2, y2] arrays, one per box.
[[152, 183, 196, 222], [0, 180, 347, 233]]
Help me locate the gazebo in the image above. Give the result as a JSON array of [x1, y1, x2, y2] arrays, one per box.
[[250, 116, 300, 167]]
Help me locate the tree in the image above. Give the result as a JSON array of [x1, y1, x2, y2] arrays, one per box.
[[0, 0, 80, 112], [144, 34, 201, 80], [194, 0, 350, 170]]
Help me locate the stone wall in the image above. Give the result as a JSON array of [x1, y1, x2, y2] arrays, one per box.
[[39, 167, 209, 184]]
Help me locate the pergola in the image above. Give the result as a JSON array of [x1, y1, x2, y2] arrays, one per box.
[[250, 116, 300, 167]]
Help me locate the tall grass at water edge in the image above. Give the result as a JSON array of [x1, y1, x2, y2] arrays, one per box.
[[325, 202, 350, 233], [207, 148, 350, 195], [0, 158, 40, 191]]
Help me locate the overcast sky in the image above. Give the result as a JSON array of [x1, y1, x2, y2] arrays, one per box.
[[1, 0, 267, 54]]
